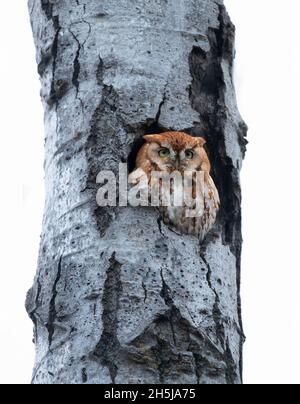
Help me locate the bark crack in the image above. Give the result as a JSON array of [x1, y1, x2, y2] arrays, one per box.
[[200, 250, 225, 349], [69, 29, 81, 98], [76, 0, 87, 16], [41, 10, 62, 139], [32, 277, 42, 343], [190, 352, 208, 384], [31, 351, 51, 384], [46, 255, 63, 349], [185, 305, 198, 328], [160, 268, 174, 307], [157, 215, 165, 236], [69, 27, 86, 115], [41, 0, 54, 20], [96, 56, 104, 85], [142, 280, 147, 304], [141, 268, 150, 304], [152, 336, 171, 384], [155, 84, 168, 126], [81, 368, 88, 384], [93, 253, 122, 384], [50, 29, 60, 101], [159, 268, 177, 347], [26, 272, 42, 344], [225, 338, 237, 384], [47, 12, 61, 105]]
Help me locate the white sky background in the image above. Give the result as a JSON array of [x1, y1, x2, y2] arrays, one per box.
[[0, 0, 299, 384]]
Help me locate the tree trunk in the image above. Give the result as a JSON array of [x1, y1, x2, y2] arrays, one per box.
[[26, 0, 247, 385]]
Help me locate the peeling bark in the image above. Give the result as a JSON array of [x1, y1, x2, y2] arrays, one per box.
[[26, 0, 246, 384]]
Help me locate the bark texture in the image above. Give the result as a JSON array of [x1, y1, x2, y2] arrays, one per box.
[[26, 0, 247, 384]]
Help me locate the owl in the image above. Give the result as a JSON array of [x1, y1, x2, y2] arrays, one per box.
[[128, 131, 220, 241]]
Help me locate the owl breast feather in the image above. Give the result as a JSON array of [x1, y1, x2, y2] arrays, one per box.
[[156, 174, 220, 241]]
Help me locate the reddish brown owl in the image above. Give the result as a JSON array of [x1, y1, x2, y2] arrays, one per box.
[[128, 132, 220, 241]]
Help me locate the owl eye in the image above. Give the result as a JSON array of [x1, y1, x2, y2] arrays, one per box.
[[185, 150, 194, 160], [158, 148, 170, 158]]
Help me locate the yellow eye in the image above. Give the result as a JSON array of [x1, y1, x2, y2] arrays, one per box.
[[158, 148, 170, 158], [185, 150, 194, 160]]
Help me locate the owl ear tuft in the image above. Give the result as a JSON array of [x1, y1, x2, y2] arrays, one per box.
[[143, 134, 163, 144], [197, 137, 207, 147]]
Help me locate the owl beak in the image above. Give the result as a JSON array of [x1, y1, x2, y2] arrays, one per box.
[[175, 158, 180, 170]]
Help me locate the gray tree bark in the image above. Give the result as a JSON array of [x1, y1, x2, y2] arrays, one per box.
[[26, 0, 247, 384]]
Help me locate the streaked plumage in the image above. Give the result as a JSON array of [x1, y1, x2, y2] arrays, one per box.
[[129, 132, 220, 241]]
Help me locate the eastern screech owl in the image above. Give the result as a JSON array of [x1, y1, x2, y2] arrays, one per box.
[[129, 131, 220, 241]]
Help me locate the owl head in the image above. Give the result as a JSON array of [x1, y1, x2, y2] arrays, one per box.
[[136, 131, 210, 174]]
